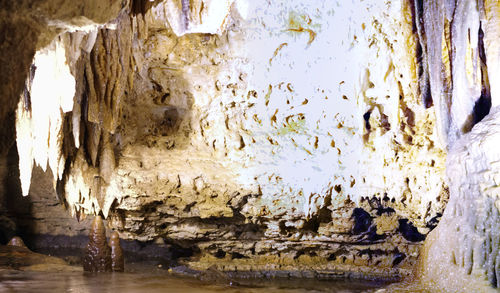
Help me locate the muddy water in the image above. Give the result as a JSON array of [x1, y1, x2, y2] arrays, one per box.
[[0, 268, 390, 293]]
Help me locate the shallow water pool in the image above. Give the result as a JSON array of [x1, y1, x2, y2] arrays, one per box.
[[0, 268, 391, 293]]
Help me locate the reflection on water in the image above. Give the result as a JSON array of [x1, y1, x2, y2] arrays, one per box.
[[0, 269, 389, 293]]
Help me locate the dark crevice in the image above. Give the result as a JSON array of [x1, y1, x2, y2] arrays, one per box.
[[363, 111, 372, 143], [129, 0, 157, 16], [473, 24, 491, 126], [363, 111, 372, 131], [327, 247, 349, 261], [358, 249, 385, 261], [462, 24, 492, 133], [380, 113, 391, 132], [302, 217, 320, 233], [230, 252, 247, 259], [392, 249, 406, 267], [398, 219, 425, 242], [425, 212, 442, 230], [472, 95, 491, 125], [368, 198, 396, 216], [352, 208, 372, 235], [423, 77, 433, 108], [317, 199, 333, 224], [214, 249, 226, 259], [293, 251, 305, 260]]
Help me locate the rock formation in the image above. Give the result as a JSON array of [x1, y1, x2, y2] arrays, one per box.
[[1, 0, 500, 290], [411, 1, 500, 291], [9, 0, 446, 278], [7, 236, 27, 248], [109, 231, 124, 272], [82, 216, 111, 272]]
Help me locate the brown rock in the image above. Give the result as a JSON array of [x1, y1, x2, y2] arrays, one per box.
[[7, 236, 28, 248], [82, 216, 111, 272], [109, 231, 124, 272]]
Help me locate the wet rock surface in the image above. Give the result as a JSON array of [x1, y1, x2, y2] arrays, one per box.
[[82, 216, 111, 272], [0, 243, 76, 272], [109, 231, 124, 272]]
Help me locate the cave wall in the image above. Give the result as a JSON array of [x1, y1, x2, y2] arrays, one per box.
[[4, 0, 451, 279], [2, 0, 500, 289]]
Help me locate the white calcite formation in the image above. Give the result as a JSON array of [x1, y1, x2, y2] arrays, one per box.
[[16, 39, 75, 197], [413, 0, 500, 291], [419, 106, 500, 292]]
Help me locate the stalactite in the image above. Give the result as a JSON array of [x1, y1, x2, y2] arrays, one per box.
[[413, 0, 431, 109], [419, 0, 496, 146], [16, 37, 76, 196], [99, 133, 116, 182], [85, 122, 101, 167], [160, 0, 235, 36], [16, 98, 34, 197], [59, 12, 135, 217], [181, 0, 190, 31], [420, 0, 449, 146], [85, 13, 132, 135], [450, 1, 482, 137]]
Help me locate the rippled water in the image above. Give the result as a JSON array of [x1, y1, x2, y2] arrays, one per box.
[[0, 268, 390, 293]]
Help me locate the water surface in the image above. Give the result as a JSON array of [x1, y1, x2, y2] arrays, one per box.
[[0, 268, 389, 293]]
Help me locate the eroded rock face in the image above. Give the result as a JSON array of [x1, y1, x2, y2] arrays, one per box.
[[10, 0, 449, 279]]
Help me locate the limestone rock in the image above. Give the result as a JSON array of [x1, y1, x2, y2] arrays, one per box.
[[6, 0, 450, 279], [0, 244, 72, 271], [82, 216, 112, 272], [419, 106, 500, 291], [415, 1, 500, 290], [109, 231, 124, 272]]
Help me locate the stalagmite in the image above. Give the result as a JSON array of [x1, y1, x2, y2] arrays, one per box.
[[418, 106, 500, 292], [109, 231, 124, 272], [7, 236, 28, 248], [83, 216, 112, 272]]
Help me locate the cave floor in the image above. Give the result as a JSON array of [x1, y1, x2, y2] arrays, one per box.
[[0, 244, 431, 292], [0, 265, 391, 293]]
